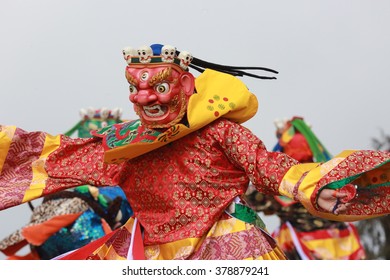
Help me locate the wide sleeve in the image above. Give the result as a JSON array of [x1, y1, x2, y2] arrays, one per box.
[[211, 119, 390, 222], [0, 125, 122, 211], [210, 119, 299, 195], [279, 150, 390, 221]]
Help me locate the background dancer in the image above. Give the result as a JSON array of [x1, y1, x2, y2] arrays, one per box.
[[245, 116, 366, 259]]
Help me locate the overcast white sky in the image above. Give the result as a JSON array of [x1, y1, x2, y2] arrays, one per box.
[[0, 0, 389, 260]]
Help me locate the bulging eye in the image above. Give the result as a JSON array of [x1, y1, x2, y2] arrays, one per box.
[[155, 82, 170, 94], [140, 72, 149, 81], [129, 84, 138, 94]]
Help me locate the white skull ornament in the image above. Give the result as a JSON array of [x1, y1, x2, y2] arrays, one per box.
[[274, 118, 288, 131], [86, 107, 96, 119], [79, 108, 88, 120], [161, 45, 176, 63], [100, 107, 110, 120], [178, 51, 193, 70], [111, 107, 123, 120], [137, 45, 153, 63], [122, 46, 137, 65]]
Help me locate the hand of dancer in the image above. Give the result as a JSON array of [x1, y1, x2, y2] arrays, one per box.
[[317, 188, 350, 215]]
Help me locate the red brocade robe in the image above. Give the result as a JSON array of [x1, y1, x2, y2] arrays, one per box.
[[1, 118, 390, 260]]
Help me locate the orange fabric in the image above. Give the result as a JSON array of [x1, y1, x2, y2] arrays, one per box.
[[100, 218, 113, 235], [22, 213, 82, 246]]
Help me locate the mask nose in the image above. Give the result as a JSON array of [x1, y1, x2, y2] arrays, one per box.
[[134, 89, 157, 105]]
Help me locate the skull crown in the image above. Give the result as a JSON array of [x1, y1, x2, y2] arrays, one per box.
[[122, 44, 193, 71]]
